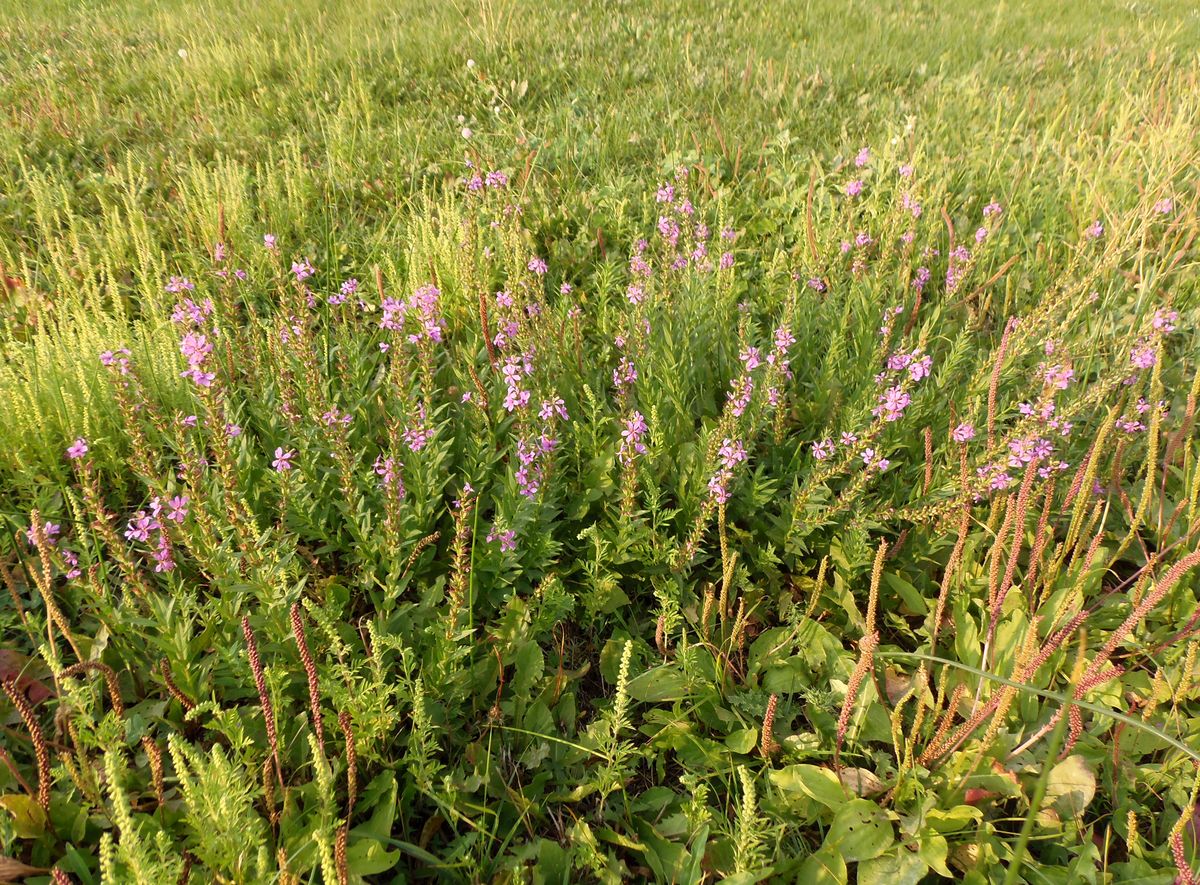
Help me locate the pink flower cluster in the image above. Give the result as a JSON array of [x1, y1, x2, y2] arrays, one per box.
[[180, 331, 215, 387], [171, 297, 214, 326], [487, 525, 517, 553], [612, 356, 638, 394], [618, 411, 648, 464], [373, 455, 406, 500], [1018, 400, 1072, 437], [403, 403, 432, 452], [124, 496, 187, 572], [708, 437, 749, 503], [100, 347, 133, 376], [380, 283, 446, 344], [502, 354, 535, 411]]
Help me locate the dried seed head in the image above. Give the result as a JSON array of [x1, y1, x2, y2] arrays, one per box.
[[1, 678, 50, 812], [158, 658, 196, 712], [141, 735, 165, 806], [338, 710, 358, 815], [291, 603, 325, 757], [760, 694, 779, 759], [60, 661, 124, 719], [242, 616, 281, 780]]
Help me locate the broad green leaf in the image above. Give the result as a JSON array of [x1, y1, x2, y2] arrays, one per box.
[[0, 795, 46, 839], [924, 804, 983, 833], [795, 845, 848, 883], [625, 665, 691, 702], [724, 728, 758, 754], [1045, 754, 1096, 819], [770, 764, 845, 810], [857, 847, 927, 885], [824, 798, 893, 862]]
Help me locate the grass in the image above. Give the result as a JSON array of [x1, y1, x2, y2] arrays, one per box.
[[1, 0, 1199, 882]]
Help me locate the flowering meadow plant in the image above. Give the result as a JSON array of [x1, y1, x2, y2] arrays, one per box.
[[1, 3, 1200, 882]]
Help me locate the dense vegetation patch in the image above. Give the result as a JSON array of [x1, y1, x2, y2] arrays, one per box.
[[1, 1, 1199, 882]]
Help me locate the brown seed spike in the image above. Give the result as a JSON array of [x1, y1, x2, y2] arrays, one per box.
[[760, 694, 779, 759], [242, 616, 281, 783], [60, 661, 125, 719], [158, 658, 196, 712], [291, 603, 325, 757], [141, 735, 165, 806], [339, 710, 358, 814], [1, 678, 51, 813]]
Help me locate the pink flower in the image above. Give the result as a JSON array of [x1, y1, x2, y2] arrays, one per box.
[[618, 411, 649, 464], [527, 257, 548, 275], [1041, 364, 1075, 390], [62, 549, 82, 580], [707, 468, 733, 503], [263, 234, 277, 250], [1130, 344, 1156, 370], [907, 354, 932, 382], [539, 396, 569, 422], [873, 386, 910, 422], [487, 526, 517, 553], [612, 357, 638, 392], [845, 179, 864, 197], [291, 259, 315, 281], [1153, 197, 1173, 215], [26, 521, 60, 547], [66, 437, 88, 460], [952, 423, 975, 443], [812, 438, 833, 460], [1085, 220, 1104, 239], [854, 147, 870, 167], [1152, 309, 1178, 333], [124, 510, 158, 543], [272, 447, 296, 472], [718, 438, 748, 469], [166, 496, 189, 524]]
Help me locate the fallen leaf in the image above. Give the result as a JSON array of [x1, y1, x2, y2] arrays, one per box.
[[0, 856, 46, 879], [839, 768, 887, 797]]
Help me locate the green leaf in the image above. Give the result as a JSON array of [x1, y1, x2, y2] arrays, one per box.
[[346, 837, 401, 877], [0, 794, 46, 839], [857, 847, 927, 885], [625, 665, 691, 702], [512, 641, 545, 697], [824, 798, 893, 862], [883, 573, 928, 615], [924, 804, 983, 833], [724, 728, 758, 754], [351, 771, 398, 842], [1045, 755, 1096, 819], [795, 845, 848, 883], [916, 830, 953, 878], [770, 764, 845, 810]]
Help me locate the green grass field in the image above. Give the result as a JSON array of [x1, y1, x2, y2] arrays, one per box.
[[2, 1, 1200, 882]]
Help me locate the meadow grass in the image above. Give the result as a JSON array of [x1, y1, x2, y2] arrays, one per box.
[[1, 0, 1200, 882]]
